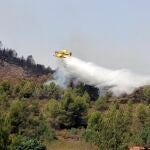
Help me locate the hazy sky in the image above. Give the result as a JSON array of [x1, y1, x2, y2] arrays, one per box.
[[0, 0, 150, 73]]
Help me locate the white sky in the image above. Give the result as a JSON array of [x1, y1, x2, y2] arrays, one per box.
[[0, 0, 150, 74]]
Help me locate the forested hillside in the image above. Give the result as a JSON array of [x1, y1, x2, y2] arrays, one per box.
[[0, 43, 54, 83], [0, 79, 150, 150], [0, 43, 149, 150], [0, 42, 53, 77]]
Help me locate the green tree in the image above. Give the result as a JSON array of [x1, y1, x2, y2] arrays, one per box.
[[87, 112, 103, 131], [103, 106, 129, 150], [0, 93, 9, 109], [9, 100, 28, 134], [0, 113, 11, 150], [0, 85, 4, 95], [131, 104, 150, 146], [131, 124, 150, 146], [83, 112, 103, 146], [137, 104, 148, 127], [42, 82, 62, 100], [84, 104, 130, 150], [33, 84, 44, 99], [82, 92, 90, 103], [10, 100, 55, 140], [45, 99, 61, 128], [47, 90, 88, 128], [14, 80, 35, 98]]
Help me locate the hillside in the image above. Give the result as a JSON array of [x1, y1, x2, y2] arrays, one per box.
[[0, 46, 149, 150], [0, 47, 53, 83], [0, 61, 52, 84], [0, 78, 149, 150]]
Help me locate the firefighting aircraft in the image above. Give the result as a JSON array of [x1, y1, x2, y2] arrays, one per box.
[[54, 49, 72, 58]]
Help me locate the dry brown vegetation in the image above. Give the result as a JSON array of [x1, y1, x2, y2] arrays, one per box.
[[0, 61, 52, 84]]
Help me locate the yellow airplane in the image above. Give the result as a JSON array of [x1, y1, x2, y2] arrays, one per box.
[[54, 49, 72, 58]]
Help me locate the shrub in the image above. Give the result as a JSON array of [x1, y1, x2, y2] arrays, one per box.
[[95, 96, 108, 111], [0, 113, 11, 150], [144, 86, 150, 103], [69, 128, 78, 135], [0, 93, 9, 109], [14, 81, 35, 98], [82, 129, 98, 144], [0, 85, 4, 94], [43, 83, 62, 100], [14, 137, 46, 150], [0, 80, 12, 95]]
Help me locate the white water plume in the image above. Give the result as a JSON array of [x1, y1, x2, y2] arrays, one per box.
[[54, 57, 150, 96]]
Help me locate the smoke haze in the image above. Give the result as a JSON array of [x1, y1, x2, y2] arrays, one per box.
[[54, 57, 150, 96]]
